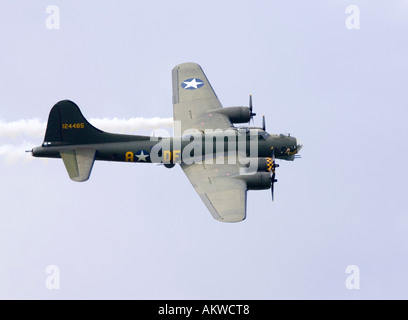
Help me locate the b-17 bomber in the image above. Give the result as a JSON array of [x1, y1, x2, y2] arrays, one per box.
[[30, 63, 302, 222]]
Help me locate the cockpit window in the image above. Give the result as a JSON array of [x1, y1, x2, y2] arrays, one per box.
[[258, 131, 270, 140], [235, 127, 270, 140]]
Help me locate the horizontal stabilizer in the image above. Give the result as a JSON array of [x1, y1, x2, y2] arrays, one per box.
[[60, 148, 96, 182]]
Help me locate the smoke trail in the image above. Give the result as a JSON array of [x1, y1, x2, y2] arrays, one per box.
[[0, 118, 46, 139], [0, 117, 174, 164], [0, 142, 35, 165], [89, 117, 173, 134], [0, 117, 173, 139]]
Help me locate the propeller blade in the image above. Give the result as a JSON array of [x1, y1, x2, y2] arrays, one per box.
[[248, 94, 256, 124], [270, 148, 277, 201], [262, 115, 266, 131], [271, 149, 279, 170], [271, 171, 275, 201], [271, 180, 274, 201]]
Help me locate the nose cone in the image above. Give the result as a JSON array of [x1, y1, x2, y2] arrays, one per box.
[[296, 138, 303, 152]]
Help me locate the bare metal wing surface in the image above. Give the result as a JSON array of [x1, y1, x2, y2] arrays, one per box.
[[172, 62, 232, 133], [180, 156, 247, 222], [173, 63, 247, 222]]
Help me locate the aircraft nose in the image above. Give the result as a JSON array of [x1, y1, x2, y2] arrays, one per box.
[[296, 138, 303, 152]]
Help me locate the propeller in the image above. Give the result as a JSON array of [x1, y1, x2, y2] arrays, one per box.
[[262, 115, 266, 131], [270, 148, 279, 201], [249, 94, 256, 123]]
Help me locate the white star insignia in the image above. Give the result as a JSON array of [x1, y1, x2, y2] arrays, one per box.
[[182, 78, 204, 89], [136, 150, 148, 161]]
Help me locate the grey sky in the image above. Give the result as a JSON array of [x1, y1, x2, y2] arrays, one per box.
[[1, 0, 407, 299]]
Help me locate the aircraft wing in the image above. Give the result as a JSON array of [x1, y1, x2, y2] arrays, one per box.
[[172, 62, 232, 133], [181, 157, 247, 222], [172, 63, 247, 222]]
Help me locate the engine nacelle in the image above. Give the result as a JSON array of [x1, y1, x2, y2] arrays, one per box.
[[240, 172, 271, 190], [244, 157, 271, 172], [209, 106, 251, 124], [164, 163, 175, 169]]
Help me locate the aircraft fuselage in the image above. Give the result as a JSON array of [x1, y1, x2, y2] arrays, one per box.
[[32, 130, 301, 165]]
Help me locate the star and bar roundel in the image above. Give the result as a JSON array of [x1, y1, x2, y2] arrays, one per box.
[[135, 150, 149, 162], [181, 78, 204, 90]]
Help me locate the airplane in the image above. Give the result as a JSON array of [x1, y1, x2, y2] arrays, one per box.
[[30, 62, 302, 222]]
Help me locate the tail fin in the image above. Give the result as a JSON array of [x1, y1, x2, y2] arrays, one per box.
[[40, 100, 147, 182], [44, 100, 104, 145], [43, 100, 103, 182]]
